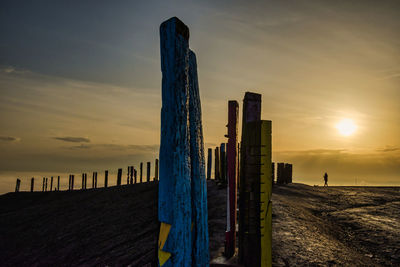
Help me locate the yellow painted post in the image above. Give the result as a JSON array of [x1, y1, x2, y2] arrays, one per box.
[[260, 121, 272, 267]]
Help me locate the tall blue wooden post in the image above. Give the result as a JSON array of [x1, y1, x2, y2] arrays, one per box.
[[159, 17, 192, 267], [188, 50, 209, 266]]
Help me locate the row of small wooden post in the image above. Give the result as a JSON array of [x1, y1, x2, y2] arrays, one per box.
[[14, 159, 159, 192], [206, 150, 293, 186]]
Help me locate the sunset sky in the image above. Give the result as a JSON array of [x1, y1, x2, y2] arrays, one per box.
[[0, 0, 399, 193]]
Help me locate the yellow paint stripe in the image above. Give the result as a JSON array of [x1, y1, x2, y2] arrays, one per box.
[[158, 249, 172, 266], [158, 222, 172, 266]]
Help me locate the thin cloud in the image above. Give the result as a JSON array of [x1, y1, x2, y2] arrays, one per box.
[[0, 136, 20, 142], [376, 146, 400, 153], [53, 137, 90, 143]]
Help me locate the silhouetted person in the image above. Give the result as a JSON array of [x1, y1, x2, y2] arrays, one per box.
[[324, 172, 328, 186]]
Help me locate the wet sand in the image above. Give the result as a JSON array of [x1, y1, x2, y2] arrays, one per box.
[[0, 181, 399, 266]]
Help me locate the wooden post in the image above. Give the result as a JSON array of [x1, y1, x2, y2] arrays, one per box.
[[239, 120, 272, 267], [57, 176, 60, 191], [50, 176, 53, 192], [271, 162, 275, 186], [127, 166, 130, 184], [43, 177, 45, 192], [159, 17, 192, 266], [239, 92, 261, 265], [225, 100, 239, 258], [214, 147, 220, 180], [82, 174, 85, 189], [31, 177, 34, 192], [188, 49, 209, 265], [147, 162, 151, 182], [92, 172, 95, 188], [95, 172, 98, 188], [134, 168, 137, 184], [117, 168, 122, 186], [220, 143, 226, 185], [104, 170, 108, 188], [71, 175, 74, 190], [15, 178, 21, 192], [84, 173, 87, 189], [45, 177, 48, 192], [277, 163, 285, 184], [130, 166, 134, 184], [140, 162, 143, 183], [155, 159, 159, 181], [207, 148, 212, 180]]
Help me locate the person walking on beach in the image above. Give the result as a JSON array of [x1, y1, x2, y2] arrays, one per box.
[[324, 172, 328, 186]]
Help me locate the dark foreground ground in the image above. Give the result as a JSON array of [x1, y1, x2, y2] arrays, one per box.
[[0, 181, 399, 266]]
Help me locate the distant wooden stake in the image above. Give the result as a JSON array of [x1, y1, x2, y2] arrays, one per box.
[[127, 166, 130, 184], [42, 177, 45, 192], [155, 159, 159, 181], [104, 170, 108, 188], [134, 169, 137, 184], [71, 175, 74, 190], [57, 176, 60, 191], [45, 177, 48, 192], [130, 166, 134, 184], [140, 162, 143, 183], [147, 162, 151, 182], [215, 147, 220, 180], [31, 177, 34, 192], [117, 168, 122, 186], [207, 148, 212, 180], [50, 176, 53, 192]]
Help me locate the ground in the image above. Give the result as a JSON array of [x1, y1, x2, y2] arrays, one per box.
[[0, 181, 399, 266]]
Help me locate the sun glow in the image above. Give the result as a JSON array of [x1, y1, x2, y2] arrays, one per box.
[[336, 118, 357, 136]]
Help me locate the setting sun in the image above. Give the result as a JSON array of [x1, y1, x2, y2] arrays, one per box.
[[336, 119, 357, 136]]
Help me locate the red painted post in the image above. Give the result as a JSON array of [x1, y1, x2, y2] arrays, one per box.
[[225, 100, 239, 258]]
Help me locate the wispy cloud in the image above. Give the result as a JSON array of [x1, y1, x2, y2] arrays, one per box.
[[0, 136, 20, 142], [376, 146, 400, 152], [53, 137, 90, 143]]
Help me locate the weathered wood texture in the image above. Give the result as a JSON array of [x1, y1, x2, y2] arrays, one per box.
[[225, 100, 239, 258], [189, 50, 210, 266], [159, 17, 192, 267], [239, 92, 261, 265], [239, 120, 272, 267]]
